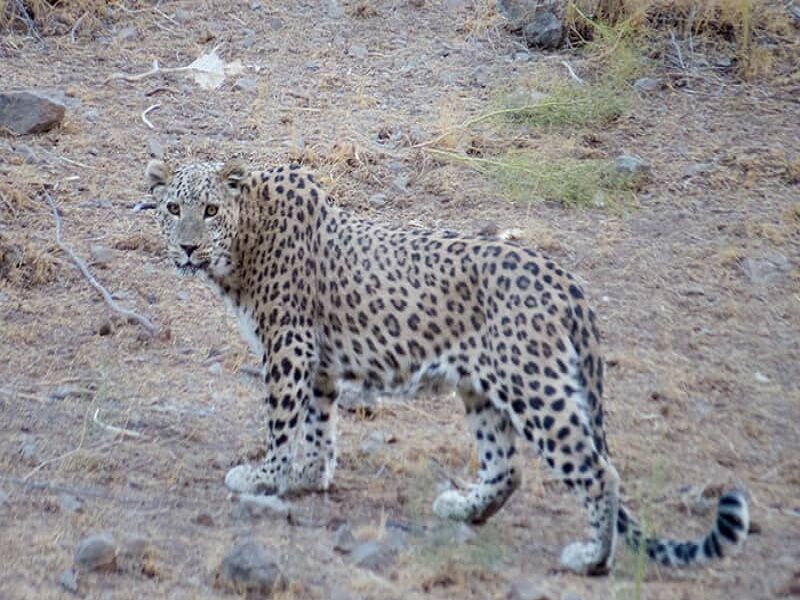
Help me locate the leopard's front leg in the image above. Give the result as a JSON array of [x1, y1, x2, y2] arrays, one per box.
[[225, 327, 328, 496]]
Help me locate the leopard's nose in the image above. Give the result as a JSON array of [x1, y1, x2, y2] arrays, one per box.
[[181, 244, 198, 258]]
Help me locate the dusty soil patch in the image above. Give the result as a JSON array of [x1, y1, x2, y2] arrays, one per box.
[[1, 1, 799, 599]]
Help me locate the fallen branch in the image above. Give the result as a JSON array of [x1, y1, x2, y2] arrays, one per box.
[[104, 59, 196, 84], [42, 191, 157, 336], [561, 60, 585, 85], [93, 408, 144, 439], [141, 103, 160, 129]]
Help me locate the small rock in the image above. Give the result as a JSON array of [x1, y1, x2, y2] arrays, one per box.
[[683, 162, 714, 177], [242, 30, 256, 48], [0, 490, 8, 508], [754, 372, 770, 384], [472, 65, 491, 87], [234, 78, 258, 92], [0, 90, 66, 135], [89, 245, 113, 266], [349, 44, 369, 59], [116, 26, 138, 42], [173, 8, 191, 24], [97, 320, 113, 336], [234, 494, 290, 520], [496, 0, 544, 31], [326, 0, 344, 18], [633, 77, 661, 93], [74, 534, 117, 571], [513, 51, 531, 62], [208, 362, 224, 376], [83, 108, 99, 123], [368, 193, 388, 208], [333, 523, 357, 553], [195, 512, 215, 526], [351, 540, 396, 572], [270, 17, 284, 30], [19, 439, 37, 463], [680, 285, 705, 296], [562, 593, 581, 600], [177, 290, 190, 302], [507, 579, 554, 600], [475, 220, 501, 237], [250, 0, 262, 9], [523, 11, 563, 50], [740, 253, 790, 285], [49, 385, 89, 402], [146, 292, 157, 305], [614, 154, 650, 176], [59, 568, 78, 593], [391, 174, 409, 193], [217, 539, 284, 594], [59, 493, 84, 514], [147, 137, 164, 159]]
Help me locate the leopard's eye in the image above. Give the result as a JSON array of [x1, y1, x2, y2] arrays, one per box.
[[204, 204, 219, 218], [166, 202, 180, 216]]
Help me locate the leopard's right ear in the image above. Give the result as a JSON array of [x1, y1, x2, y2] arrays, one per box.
[[146, 160, 172, 193]]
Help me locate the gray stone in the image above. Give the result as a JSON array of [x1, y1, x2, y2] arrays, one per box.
[[19, 439, 37, 463], [59, 568, 78, 593], [507, 579, 554, 600], [0, 490, 8, 508], [633, 77, 661, 93], [333, 523, 357, 553], [207, 362, 224, 376], [391, 174, 409, 193], [242, 30, 256, 48], [680, 285, 705, 297], [49, 385, 90, 402], [0, 90, 66, 136], [177, 290, 190, 301], [368, 193, 388, 208], [270, 17, 284, 30], [740, 253, 790, 285], [59, 493, 84, 514], [497, 0, 546, 31], [683, 162, 714, 177], [523, 11, 563, 50], [326, 0, 344, 18], [83, 108, 99, 123], [74, 534, 117, 571], [472, 65, 491, 87], [250, 0, 262, 9], [351, 540, 396, 572], [234, 78, 258, 92], [562, 593, 582, 600], [147, 137, 164, 159], [614, 154, 650, 176], [89, 245, 113, 266], [234, 494, 290, 520], [173, 8, 191, 24], [218, 539, 284, 594], [514, 51, 532, 62], [146, 292, 157, 305], [349, 44, 369, 59], [116, 26, 139, 42]]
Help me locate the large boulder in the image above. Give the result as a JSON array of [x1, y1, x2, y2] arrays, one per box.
[[0, 90, 65, 136]]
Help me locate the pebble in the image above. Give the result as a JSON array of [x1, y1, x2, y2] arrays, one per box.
[[614, 154, 650, 176], [217, 539, 284, 594], [89, 245, 113, 267], [208, 362, 224, 376], [326, 0, 344, 18], [242, 30, 256, 48], [368, 193, 388, 208], [333, 523, 357, 553], [234, 78, 258, 92], [116, 26, 138, 42], [391, 174, 409, 193], [0, 490, 8, 508], [633, 77, 661, 93], [74, 533, 117, 571], [683, 162, 713, 177], [507, 579, 554, 600], [351, 540, 396, 572], [83, 108, 99, 123], [177, 290, 190, 301], [173, 8, 191, 24], [146, 292, 157, 305], [59, 493, 84, 514], [97, 320, 113, 336], [195, 512, 215, 526], [19, 439, 37, 463], [349, 44, 369, 59], [147, 137, 165, 160], [472, 65, 491, 87], [270, 17, 284, 30], [59, 568, 78, 593], [740, 253, 790, 285], [234, 494, 290, 520]]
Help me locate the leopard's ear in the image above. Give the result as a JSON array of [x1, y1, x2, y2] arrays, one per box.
[[146, 160, 172, 193], [220, 160, 248, 192]]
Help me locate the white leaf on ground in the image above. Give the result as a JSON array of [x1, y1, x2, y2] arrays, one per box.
[[187, 46, 242, 90]]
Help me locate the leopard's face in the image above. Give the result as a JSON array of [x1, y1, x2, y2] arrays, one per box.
[[146, 160, 247, 278]]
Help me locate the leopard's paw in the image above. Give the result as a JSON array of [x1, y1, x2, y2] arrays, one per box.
[[224, 464, 278, 495]]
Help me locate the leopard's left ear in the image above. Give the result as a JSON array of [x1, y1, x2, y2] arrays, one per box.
[[219, 160, 248, 193], [146, 160, 172, 193]]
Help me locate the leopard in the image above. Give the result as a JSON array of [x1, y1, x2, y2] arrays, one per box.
[[145, 158, 749, 575]]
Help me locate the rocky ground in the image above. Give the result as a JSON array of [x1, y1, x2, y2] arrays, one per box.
[[1, 1, 799, 599]]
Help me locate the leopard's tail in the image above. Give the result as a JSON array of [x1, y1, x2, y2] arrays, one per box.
[[618, 489, 749, 566]]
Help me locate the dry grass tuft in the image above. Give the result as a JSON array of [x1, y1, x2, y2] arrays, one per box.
[[0, 232, 59, 287]]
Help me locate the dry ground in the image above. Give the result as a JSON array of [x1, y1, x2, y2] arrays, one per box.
[[1, 1, 799, 599]]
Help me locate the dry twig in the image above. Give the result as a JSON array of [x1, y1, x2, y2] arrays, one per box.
[[93, 408, 144, 439], [141, 103, 160, 129], [42, 190, 157, 336], [561, 60, 585, 85]]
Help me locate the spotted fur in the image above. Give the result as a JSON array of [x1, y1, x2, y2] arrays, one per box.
[[146, 159, 749, 575]]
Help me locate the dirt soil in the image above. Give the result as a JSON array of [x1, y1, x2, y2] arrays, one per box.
[[1, 1, 799, 599]]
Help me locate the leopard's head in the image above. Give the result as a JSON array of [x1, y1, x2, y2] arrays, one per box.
[[146, 160, 248, 278]]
